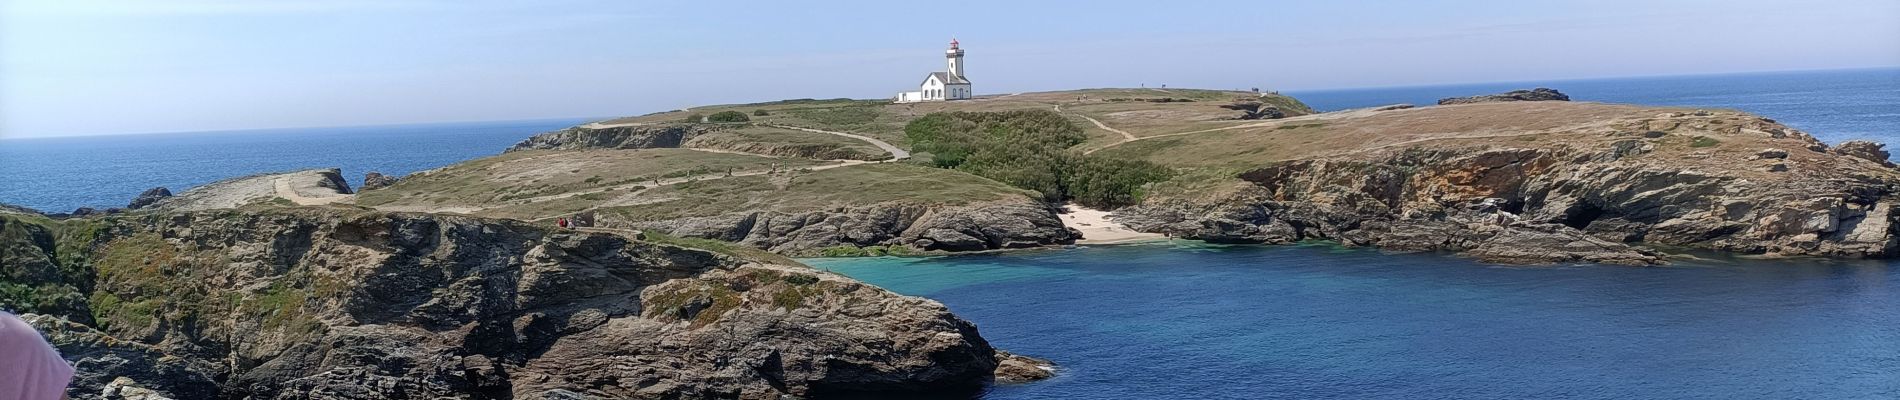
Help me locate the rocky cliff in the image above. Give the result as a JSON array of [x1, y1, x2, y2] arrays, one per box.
[[1117, 110, 1900, 264], [1438, 88, 1571, 105], [1, 209, 1040, 398], [622, 200, 1079, 255], [508, 124, 722, 153]]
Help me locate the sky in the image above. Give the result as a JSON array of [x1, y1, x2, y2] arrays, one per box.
[[1, 0, 1896, 138]]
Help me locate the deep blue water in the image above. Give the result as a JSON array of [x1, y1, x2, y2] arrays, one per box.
[[0, 118, 589, 213], [1286, 67, 1900, 147], [809, 244, 1900, 399]]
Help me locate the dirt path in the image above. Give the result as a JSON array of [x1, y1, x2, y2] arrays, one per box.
[[764, 124, 910, 161], [273, 177, 350, 206], [494, 158, 869, 208], [1080, 106, 1401, 155], [1082, 115, 1138, 141]]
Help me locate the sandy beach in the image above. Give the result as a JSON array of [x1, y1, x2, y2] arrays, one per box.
[[1058, 204, 1167, 245]]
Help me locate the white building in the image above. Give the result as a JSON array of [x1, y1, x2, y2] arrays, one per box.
[[894, 39, 972, 103]]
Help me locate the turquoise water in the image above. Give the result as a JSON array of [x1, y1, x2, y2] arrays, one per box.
[[809, 244, 1900, 399], [0, 118, 590, 213]]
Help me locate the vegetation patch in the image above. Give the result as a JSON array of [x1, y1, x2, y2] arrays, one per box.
[[905, 110, 1174, 208], [707, 111, 750, 123], [816, 245, 914, 257], [1689, 136, 1721, 147]]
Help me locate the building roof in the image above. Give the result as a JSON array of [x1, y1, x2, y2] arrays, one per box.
[[922, 72, 970, 86]]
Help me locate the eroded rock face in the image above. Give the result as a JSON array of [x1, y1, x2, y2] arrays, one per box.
[[1438, 88, 1571, 105], [506, 124, 722, 152], [359, 172, 399, 191], [1117, 126, 1900, 263], [627, 200, 1079, 255], [1832, 140, 1894, 166], [126, 187, 171, 210], [1, 210, 1026, 398]]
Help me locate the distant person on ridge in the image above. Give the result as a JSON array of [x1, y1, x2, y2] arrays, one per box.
[[1, 311, 75, 400]]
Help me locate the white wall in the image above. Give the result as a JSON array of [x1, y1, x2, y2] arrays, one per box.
[[920, 76, 944, 100]]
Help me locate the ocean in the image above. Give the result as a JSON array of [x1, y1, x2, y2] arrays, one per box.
[[2, 67, 1895, 212], [808, 244, 1900, 399], [0, 118, 591, 213], [1286, 67, 1900, 147]]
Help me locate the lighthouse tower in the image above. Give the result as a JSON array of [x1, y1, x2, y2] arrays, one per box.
[[892, 38, 973, 103], [946, 39, 965, 80]]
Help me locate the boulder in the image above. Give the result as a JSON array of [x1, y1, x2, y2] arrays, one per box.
[[126, 187, 171, 210], [992, 352, 1057, 384], [360, 172, 399, 191], [1752, 148, 1789, 160], [1437, 88, 1571, 105], [1832, 140, 1893, 166], [1219, 101, 1286, 120]]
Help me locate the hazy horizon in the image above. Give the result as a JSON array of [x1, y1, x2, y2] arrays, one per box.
[[4, 0, 1897, 138]]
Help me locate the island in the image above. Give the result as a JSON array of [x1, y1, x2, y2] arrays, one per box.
[[6, 87, 1898, 398]]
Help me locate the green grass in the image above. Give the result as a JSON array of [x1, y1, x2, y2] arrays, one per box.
[[354, 148, 825, 212], [1690, 136, 1721, 148], [601, 163, 1036, 223]]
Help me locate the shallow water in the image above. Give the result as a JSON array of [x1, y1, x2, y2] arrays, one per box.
[[808, 243, 1900, 399]]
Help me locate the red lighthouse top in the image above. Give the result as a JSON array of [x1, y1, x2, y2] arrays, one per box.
[[950, 38, 959, 49]]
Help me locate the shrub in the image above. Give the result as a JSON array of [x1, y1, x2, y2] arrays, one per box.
[[752, 109, 770, 116], [708, 111, 750, 123], [904, 110, 1173, 208], [681, 113, 705, 123]]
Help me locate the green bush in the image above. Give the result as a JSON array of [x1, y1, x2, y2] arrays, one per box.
[[708, 110, 751, 123], [904, 110, 1172, 208], [752, 109, 770, 116], [681, 113, 705, 123]]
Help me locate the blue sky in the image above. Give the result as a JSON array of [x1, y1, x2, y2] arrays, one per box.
[[2, 0, 1896, 138]]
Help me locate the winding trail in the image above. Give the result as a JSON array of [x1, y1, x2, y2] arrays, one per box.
[[1083, 115, 1137, 141], [765, 124, 910, 160], [450, 123, 913, 217]]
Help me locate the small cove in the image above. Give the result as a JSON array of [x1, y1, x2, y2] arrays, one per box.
[[809, 242, 1900, 399]]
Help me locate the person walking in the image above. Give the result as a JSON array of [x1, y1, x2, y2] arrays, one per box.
[[2, 311, 74, 400]]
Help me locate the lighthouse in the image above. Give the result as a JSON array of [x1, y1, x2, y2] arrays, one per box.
[[893, 39, 974, 103], [946, 39, 965, 80]]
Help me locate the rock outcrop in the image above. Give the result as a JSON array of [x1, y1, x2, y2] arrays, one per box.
[[145, 169, 353, 212], [0, 210, 1037, 398], [359, 172, 399, 191], [628, 200, 1079, 255], [1438, 88, 1571, 105], [125, 187, 171, 210], [507, 124, 722, 153], [1219, 101, 1287, 120], [1832, 140, 1894, 166], [1117, 117, 1900, 263]]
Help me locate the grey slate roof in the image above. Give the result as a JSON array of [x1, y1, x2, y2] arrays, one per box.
[[922, 72, 970, 86]]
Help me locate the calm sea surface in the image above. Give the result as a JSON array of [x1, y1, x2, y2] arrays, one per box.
[[0, 118, 590, 213], [1286, 67, 1900, 147], [809, 244, 1900, 399]]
